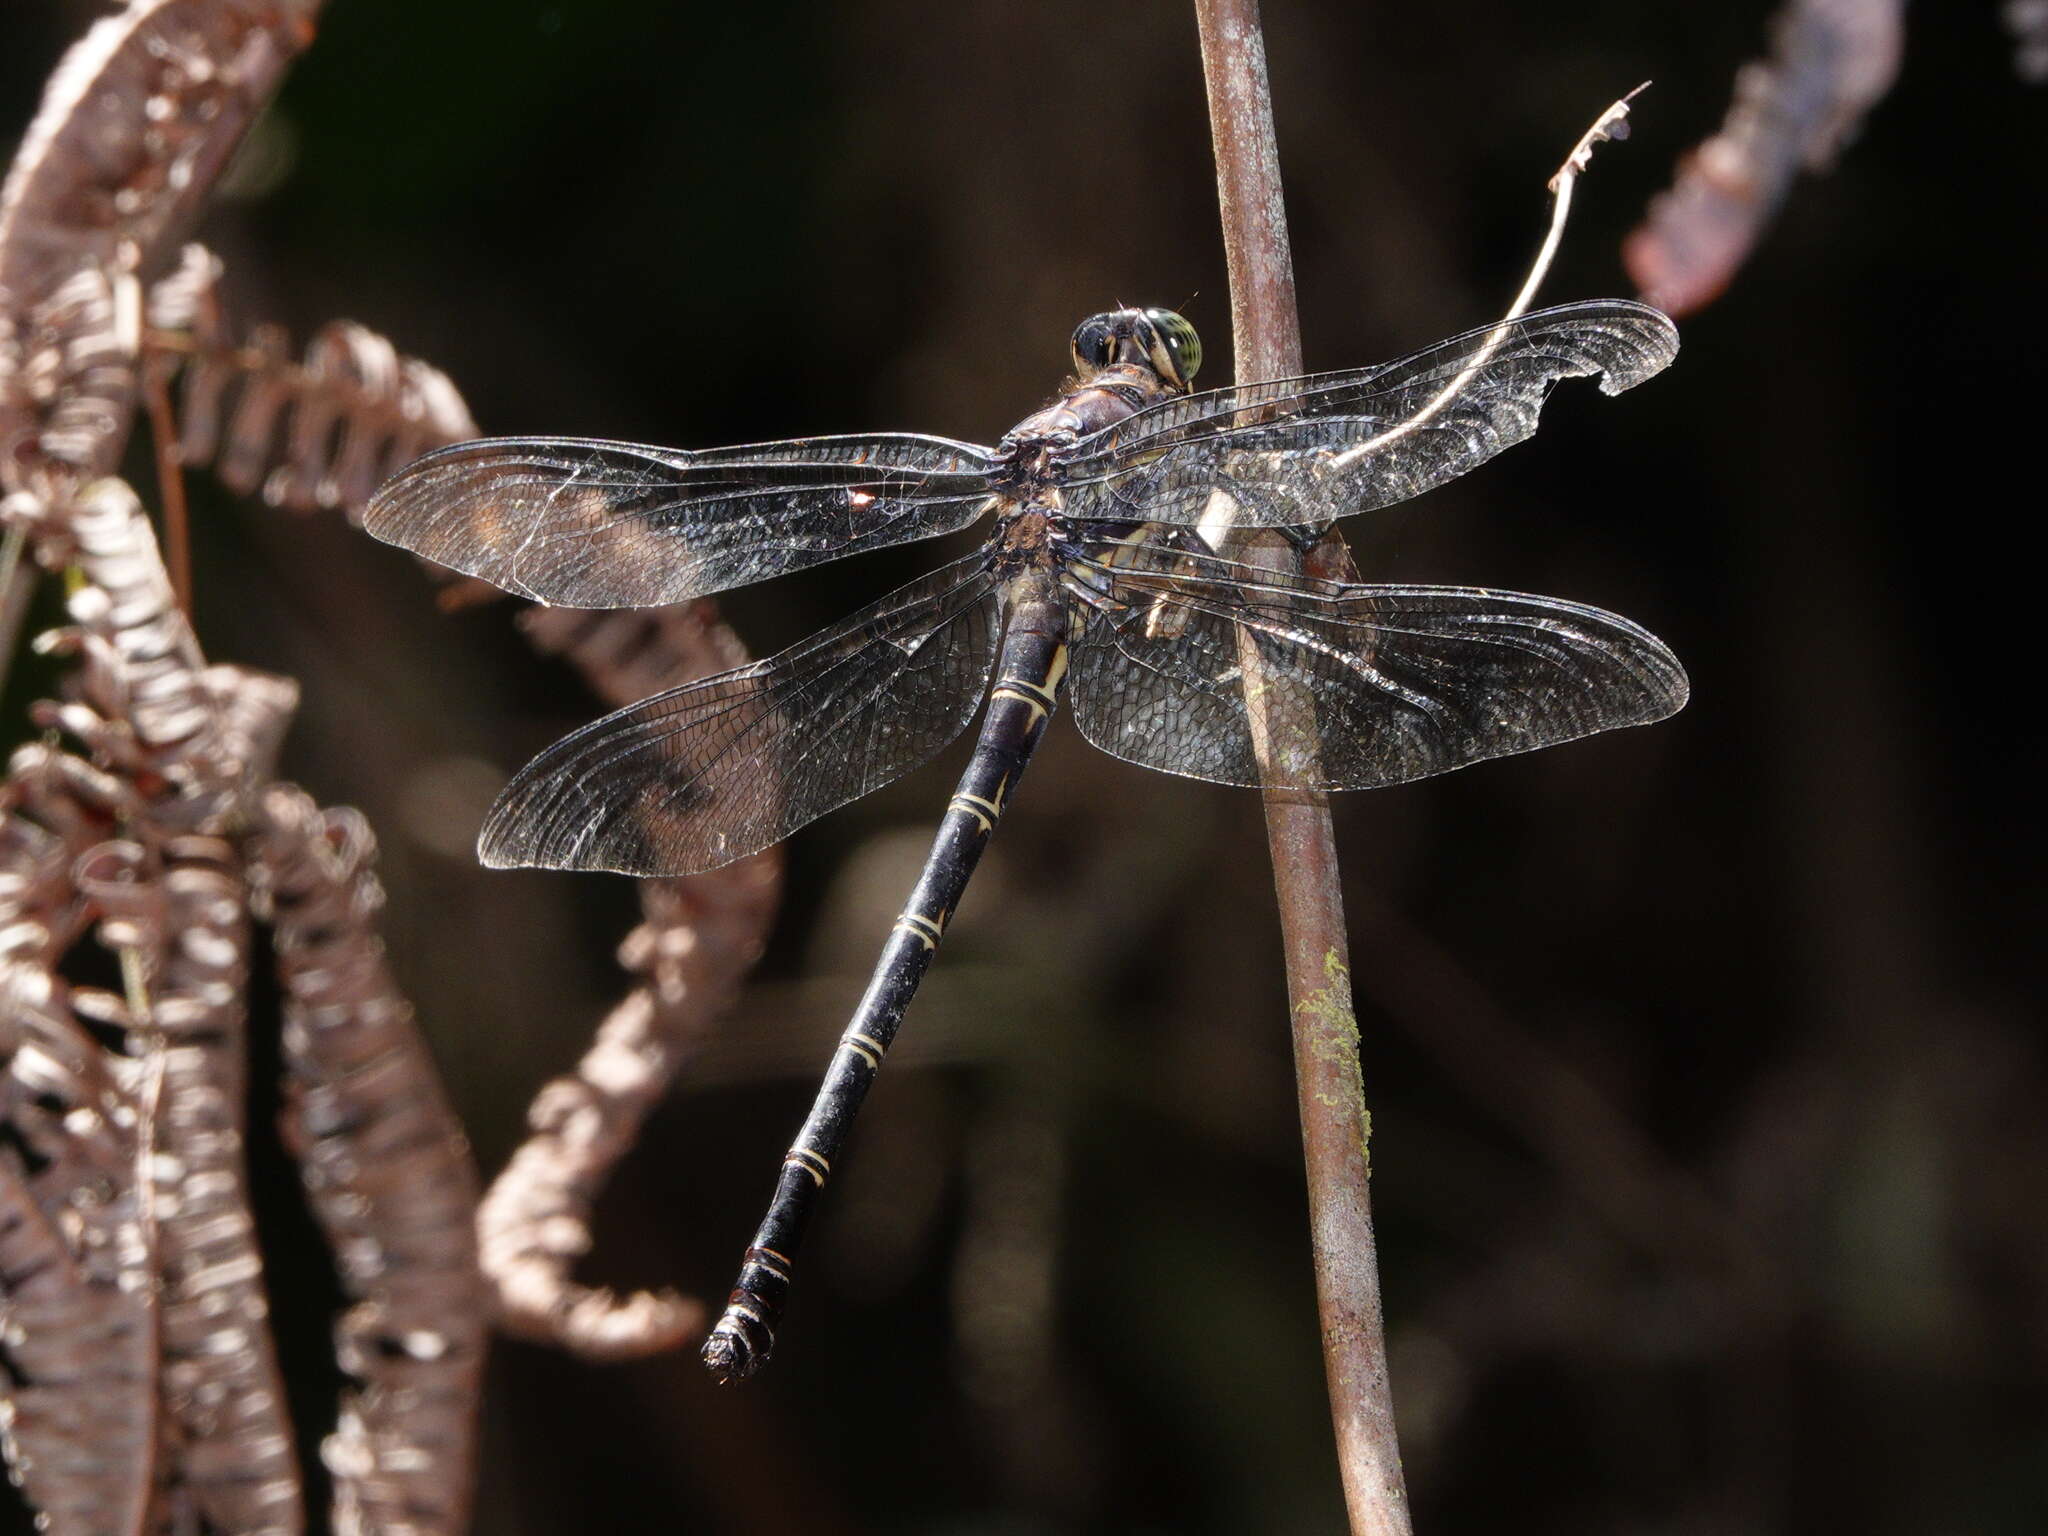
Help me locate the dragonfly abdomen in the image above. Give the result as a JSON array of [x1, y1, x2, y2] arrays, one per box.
[[701, 572, 1071, 1383]]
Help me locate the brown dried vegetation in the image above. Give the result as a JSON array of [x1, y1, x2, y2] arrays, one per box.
[[0, 4, 777, 1532]]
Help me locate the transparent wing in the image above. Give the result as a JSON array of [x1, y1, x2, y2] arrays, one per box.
[[366, 432, 1003, 607], [1055, 301, 1676, 530], [483, 554, 1003, 875], [1062, 540, 1686, 789]]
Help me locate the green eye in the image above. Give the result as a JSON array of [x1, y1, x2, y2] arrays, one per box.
[[1143, 308, 1202, 388]]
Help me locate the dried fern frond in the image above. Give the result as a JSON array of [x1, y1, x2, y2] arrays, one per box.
[[0, 264, 136, 486], [0, 946, 159, 1536], [18, 477, 208, 757], [248, 786, 484, 1536], [148, 243, 479, 519], [0, 0, 324, 487], [3, 7, 493, 1534], [0, 0, 319, 296], [476, 602, 782, 1360], [2, 482, 306, 1535], [101, 836, 303, 1536], [519, 600, 755, 715], [0, 1144, 157, 1536], [4, 479, 480, 1534], [1625, 0, 1905, 314], [7, 7, 774, 1530], [478, 860, 779, 1360]]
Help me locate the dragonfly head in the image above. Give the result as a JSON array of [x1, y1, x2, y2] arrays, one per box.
[[1071, 307, 1203, 392]]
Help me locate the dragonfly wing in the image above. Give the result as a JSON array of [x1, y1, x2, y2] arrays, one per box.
[[366, 432, 1003, 607], [1056, 301, 1676, 530], [1063, 543, 1686, 789], [483, 554, 1003, 874]]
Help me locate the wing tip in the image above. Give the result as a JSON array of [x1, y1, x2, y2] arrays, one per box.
[[1583, 603, 1691, 722], [476, 808, 532, 870], [1649, 655, 1692, 721], [480, 778, 702, 878], [1593, 304, 1682, 396]]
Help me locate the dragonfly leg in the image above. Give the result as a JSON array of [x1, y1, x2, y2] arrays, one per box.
[[702, 584, 1070, 1383]]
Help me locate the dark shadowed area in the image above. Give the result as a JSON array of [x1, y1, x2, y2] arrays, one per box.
[[4, 1, 2044, 1532]]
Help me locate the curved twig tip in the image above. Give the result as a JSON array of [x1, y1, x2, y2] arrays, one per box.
[[1549, 83, 1651, 194]]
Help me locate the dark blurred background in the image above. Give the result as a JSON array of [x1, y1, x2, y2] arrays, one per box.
[[6, 2, 2046, 1532]]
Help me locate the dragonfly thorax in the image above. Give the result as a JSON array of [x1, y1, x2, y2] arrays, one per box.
[[995, 308, 1202, 470], [1001, 364, 1171, 458]]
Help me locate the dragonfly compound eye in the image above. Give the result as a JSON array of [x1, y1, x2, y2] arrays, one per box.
[[1141, 308, 1202, 389], [1070, 315, 1120, 375]]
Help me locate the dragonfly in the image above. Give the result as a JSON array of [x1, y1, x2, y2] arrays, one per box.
[[365, 298, 1688, 1382]]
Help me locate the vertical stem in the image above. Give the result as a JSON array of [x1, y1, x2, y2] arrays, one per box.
[[141, 359, 192, 614], [1192, 4, 1412, 1532], [0, 523, 30, 702], [1194, 0, 1302, 384]]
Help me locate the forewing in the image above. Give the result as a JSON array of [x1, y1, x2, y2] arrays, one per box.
[[1056, 301, 1676, 530], [482, 554, 1002, 874], [1063, 543, 1686, 789], [366, 432, 1002, 607]]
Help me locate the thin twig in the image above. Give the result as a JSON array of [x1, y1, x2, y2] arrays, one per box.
[[1191, 4, 1410, 1531], [0, 523, 29, 701], [141, 357, 192, 612], [1327, 86, 1644, 474]]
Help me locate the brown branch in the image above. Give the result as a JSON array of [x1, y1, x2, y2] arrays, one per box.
[[1624, 0, 1905, 315], [141, 356, 193, 613], [2011, 1, 2048, 82], [1192, 5, 1410, 1532], [1195, 0, 1301, 386]]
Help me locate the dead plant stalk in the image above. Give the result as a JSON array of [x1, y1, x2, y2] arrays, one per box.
[[1191, 3, 1411, 1531]]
